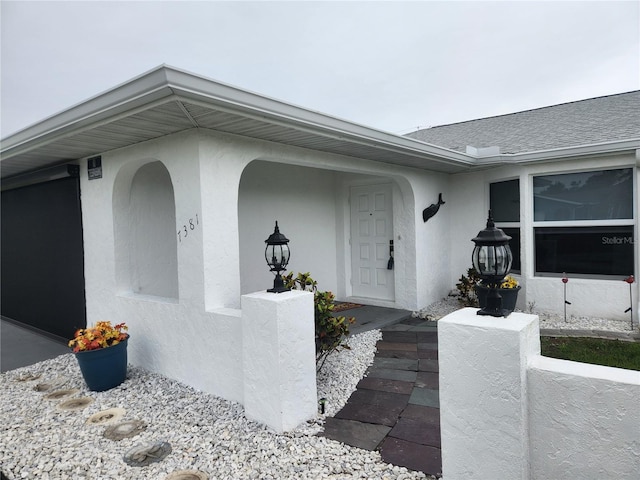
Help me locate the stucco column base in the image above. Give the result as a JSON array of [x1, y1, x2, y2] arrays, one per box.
[[241, 290, 316, 433], [438, 308, 540, 480]]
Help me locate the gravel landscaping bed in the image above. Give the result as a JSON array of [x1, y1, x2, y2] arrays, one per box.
[[413, 294, 637, 334], [0, 330, 431, 480], [3, 297, 635, 479]]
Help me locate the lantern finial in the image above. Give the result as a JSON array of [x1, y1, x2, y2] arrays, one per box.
[[486, 210, 495, 228]]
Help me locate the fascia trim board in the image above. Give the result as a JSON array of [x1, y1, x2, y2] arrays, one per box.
[[162, 67, 476, 165], [2, 67, 173, 148], [171, 94, 476, 169], [472, 139, 640, 166], [2, 66, 638, 172]]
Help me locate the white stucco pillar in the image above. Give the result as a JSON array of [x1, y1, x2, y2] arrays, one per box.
[[241, 290, 316, 433], [438, 308, 540, 480]]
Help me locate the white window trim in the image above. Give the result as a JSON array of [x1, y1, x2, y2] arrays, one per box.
[[531, 166, 636, 279]]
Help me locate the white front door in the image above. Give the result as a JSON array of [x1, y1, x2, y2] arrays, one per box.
[[350, 184, 395, 301]]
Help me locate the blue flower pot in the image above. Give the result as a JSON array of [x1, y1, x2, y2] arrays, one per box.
[[74, 337, 128, 391]]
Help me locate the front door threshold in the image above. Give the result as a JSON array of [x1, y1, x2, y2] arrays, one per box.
[[345, 296, 397, 309], [337, 303, 412, 334]]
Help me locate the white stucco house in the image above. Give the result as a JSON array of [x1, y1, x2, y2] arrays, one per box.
[[2, 65, 639, 408]]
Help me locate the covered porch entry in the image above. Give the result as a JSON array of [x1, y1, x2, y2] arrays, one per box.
[[238, 160, 417, 310]]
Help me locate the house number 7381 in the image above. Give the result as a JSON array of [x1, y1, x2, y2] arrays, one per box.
[[177, 214, 199, 243]]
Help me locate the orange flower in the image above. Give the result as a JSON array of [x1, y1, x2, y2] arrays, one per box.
[[68, 321, 128, 352]]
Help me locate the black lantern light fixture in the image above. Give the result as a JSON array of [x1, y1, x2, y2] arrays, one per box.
[[265, 221, 291, 293], [471, 210, 513, 317]]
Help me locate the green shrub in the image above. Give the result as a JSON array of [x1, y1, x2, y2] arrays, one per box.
[[456, 267, 481, 307], [283, 272, 355, 371]]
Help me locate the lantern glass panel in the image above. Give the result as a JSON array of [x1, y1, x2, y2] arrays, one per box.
[[279, 244, 290, 267], [265, 244, 290, 270], [265, 245, 275, 268], [473, 245, 513, 278]]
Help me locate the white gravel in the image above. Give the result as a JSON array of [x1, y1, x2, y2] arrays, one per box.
[[413, 294, 637, 333], [316, 330, 382, 418], [3, 298, 634, 480], [0, 329, 432, 480]]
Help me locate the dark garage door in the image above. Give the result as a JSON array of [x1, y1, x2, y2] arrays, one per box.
[[1, 173, 86, 340]]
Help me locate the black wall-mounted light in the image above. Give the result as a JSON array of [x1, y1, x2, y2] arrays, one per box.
[[265, 221, 291, 293], [471, 210, 513, 317]]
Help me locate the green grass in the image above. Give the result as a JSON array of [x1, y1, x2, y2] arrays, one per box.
[[540, 336, 640, 371]]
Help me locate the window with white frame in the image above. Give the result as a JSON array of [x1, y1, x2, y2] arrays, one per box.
[[489, 179, 520, 273], [533, 168, 634, 277]]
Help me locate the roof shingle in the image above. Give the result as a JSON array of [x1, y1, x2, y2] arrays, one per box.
[[405, 91, 640, 154]]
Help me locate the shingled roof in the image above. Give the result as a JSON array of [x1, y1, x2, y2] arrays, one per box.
[[405, 91, 640, 154]]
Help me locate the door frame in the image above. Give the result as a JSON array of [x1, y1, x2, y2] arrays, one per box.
[[346, 181, 396, 305]]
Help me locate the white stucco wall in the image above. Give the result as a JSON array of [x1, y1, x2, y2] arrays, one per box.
[[439, 308, 539, 479], [80, 126, 455, 412], [439, 308, 640, 479], [528, 356, 640, 478], [221, 128, 452, 311], [82, 129, 246, 402], [242, 290, 316, 433], [84, 125, 452, 318], [127, 161, 179, 298], [449, 154, 638, 325], [80, 123, 638, 414], [412, 172, 452, 307], [238, 161, 339, 294], [238, 160, 451, 309]]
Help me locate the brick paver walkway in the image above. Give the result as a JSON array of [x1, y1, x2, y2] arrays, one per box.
[[320, 317, 441, 476]]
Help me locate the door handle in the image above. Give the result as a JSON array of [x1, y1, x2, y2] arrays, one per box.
[[387, 240, 394, 270]]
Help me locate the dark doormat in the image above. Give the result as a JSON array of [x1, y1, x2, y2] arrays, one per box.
[[333, 302, 364, 312]]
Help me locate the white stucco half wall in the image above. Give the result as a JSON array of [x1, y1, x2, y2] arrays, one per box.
[[439, 308, 539, 479], [242, 290, 316, 433], [439, 308, 640, 479], [79, 126, 455, 431], [528, 356, 640, 478]]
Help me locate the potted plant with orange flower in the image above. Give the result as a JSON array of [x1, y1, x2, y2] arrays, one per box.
[[68, 321, 129, 391]]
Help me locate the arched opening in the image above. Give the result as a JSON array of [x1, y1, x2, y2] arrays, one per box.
[[113, 161, 178, 299], [237, 160, 416, 307], [238, 161, 340, 295]]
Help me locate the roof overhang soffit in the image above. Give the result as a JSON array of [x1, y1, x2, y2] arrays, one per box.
[[0, 66, 475, 178], [2, 66, 638, 180]]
